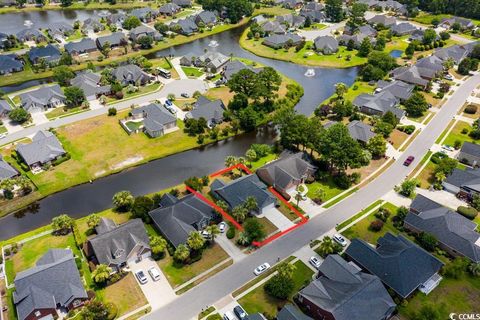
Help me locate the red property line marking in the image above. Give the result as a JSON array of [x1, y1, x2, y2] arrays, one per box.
[[268, 187, 308, 223]]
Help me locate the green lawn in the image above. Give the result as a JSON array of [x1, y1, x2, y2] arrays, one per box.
[[0, 126, 7, 134], [182, 66, 205, 78], [336, 199, 384, 231], [343, 202, 401, 244], [67, 29, 84, 41], [106, 82, 162, 104], [323, 188, 358, 209], [238, 260, 314, 317], [321, 81, 374, 105], [443, 120, 478, 147], [302, 23, 327, 31], [45, 106, 87, 120], [306, 176, 344, 203], [413, 12, 480, 26], [250, 153, 277, 171]]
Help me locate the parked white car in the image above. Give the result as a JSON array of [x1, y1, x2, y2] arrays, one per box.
[[333, 234, 348, 247], [223, 311, 236, 320], [148, 267, 161, 281], [309, 256, 322, 269], [135, 270, 148, 284], [218, 222, 227, 233], [254, 263, 271, 276]]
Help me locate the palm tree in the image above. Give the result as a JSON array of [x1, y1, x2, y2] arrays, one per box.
[[187, 231, 206, 251], [318, 236, 336, 258], [232, 205, 248, 223], [92, 264, 112, 284], [277, 262, 296, 278], [225, 155, 237, 168], [112, 190, 134, 212], [206, 225, 220, 243], [87, 214, 100, 228], [150, 236, 167, 256], [216, 200, 229, 213], [174, 244, 190, 262], [435, 171, 446, 183], [469, 263, 480, 277], [244, 196, 258, 213], [237, 232, 250, 246]]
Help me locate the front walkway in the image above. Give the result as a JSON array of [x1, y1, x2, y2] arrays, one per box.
[[216, 234, 246, 262]]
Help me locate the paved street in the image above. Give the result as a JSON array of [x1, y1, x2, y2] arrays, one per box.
[[144, 73, 480, 320]]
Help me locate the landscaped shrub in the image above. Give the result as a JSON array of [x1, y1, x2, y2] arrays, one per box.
[[417, 232, 438, 251], [369, 219, 384, 232], [374, 208, 391, 222], [431, 151, 447, 164], [107, 302, 118, 320], [333, 172, 352, 189], [226, 225, 235, 239], [461, 128, 469, 134], [457, 206, 478, 220], [397, 125, 415, 134], [53, 153, 71, 166], [108, 108, 117, 116], [465, 104, 478, 114]]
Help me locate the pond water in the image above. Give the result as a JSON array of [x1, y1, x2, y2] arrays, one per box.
[[389, 49, 403, 58]]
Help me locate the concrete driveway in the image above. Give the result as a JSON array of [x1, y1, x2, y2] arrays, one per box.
[[259, 207, 294, 231], [30, 112, 48, 125], [132, 258, 176, 310], [158, 79, 209, 100]]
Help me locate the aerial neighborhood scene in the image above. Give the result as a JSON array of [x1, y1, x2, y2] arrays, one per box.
[[1, 0, 480, 319]]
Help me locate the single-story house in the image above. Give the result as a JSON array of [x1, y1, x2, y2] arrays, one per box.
[[367, 14, 397, 27], [131, 7, 158, 22], [458, 141, 480, 166], [344, 24, 377, 37], [277, 304, 312, 320], [28, 44, 61, 65], [185, 96, 226, 127], [183, 51, 229, 73], [210, 174, 277, 214], [263, 33, 303, 49], [303, 1, 324, 11], [171, 18, 199, 35], [391, 66, 430, 89], [0, 32, 9, 49], [112, 64, 153, 86], [13, 249, 88, 320], [297, 255, 396, 320], [440, 17, 475, 30], [0, 99, 12, 117], [347, 120, 376, 144], [256, 151, 316, 200], [405, 194, 480, 263], [0, 155, 18, 181], [390, 22, 417, 36], [95, 32, 127, 50], [172, 0, 192, 7], [313, 35, 338, 54], [149, 193, 217, 248], [221, 60, 263, 82], [19, 84, 66, 113], [338, 32, 376, 49], [299, 9, 326, 23], [443, 167, 480, 198], [376, 80, 414, 102], [85, 218, 151, 272], [260, 21, 286, 35], [45, 22, 74, 39], [16, 28, 47, 43], [130, 103, 177, 137], [82, 18, 105, 33], [64, 38, 98, 56], [106, 13, 126, 27], [195, 10, 217, 26], [16, 130, 66, 169], [434, 44, 472, 64], [129, 25, 163, 42], [280, 0, 303, 9], [0, 0, 15, 7], [353, 90, 405, 120], [71, 71, 111, 101], [159, 2, 181, 16], [415, 55, 444, 74], [345, 233, 444, 298], [0, 54, 24, 75], [276, 14, 306, 29]]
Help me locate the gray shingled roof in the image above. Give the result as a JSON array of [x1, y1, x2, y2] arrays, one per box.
[[410, 194, 443, 213], [391, 22, 417, 35], [263, 33, 303, 48], [405, 195, 480, 263], [256, 152, 316, 190], [222, 60, 263, 81], [445, 168, 480, 192], [277, 304, 312, 320], [211, 174, 277, 210], [368, 14, 396, 27], [314, 36, 338, 54], [460, 141, 480, 158], [260, 21, 286, 34], [112, 64, 151, 84], [353, 90, 404, 119], [28, 44, 61, 64], [13, 249, 87, 320], [0, 155, 17, 180], [299, 255, 395, 320], [195, 10, 217, 26], [0, 55, 23, 73], [19, 84, 66, 112], [71, 71, 111, 99], [149, 193, 215, 247], [345, 233, 444, 298], [346, 120, 376, 143], [186, 96, 225, 123], [158, 2, 181, 14], [88, 218, 150, 267], [64, 38, 97, 55], [16, 130, 66, 167], [376, 80, 414, 101], [0, 99, 12, 113], [96, 32, 126, 48], [131, 103, 177, 132], [172, 18, 198, 34], [391, 66, 430, 87]]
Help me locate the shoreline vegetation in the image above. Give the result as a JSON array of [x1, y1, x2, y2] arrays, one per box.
[[0, 1, 150, 14]]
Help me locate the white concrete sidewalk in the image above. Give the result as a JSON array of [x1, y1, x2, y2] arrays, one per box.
[[216, 234, 246, 262], [170, 57, 189, 80], [259, 207, 295, 231], [382, 190, 413, 208]]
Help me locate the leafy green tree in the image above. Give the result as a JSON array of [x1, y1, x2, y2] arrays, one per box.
[[398, 179, 418, 198], [131, 196, 154, 221], [150, 236, 168, 257], [405, 42, 416, 57], [374, 121, 394, 137], [187, 231, 206, 251], [374, 36, 386, 51], [112, 190, 134, 212], [334, 82, 348, 100], [325, 0, 344, 22], [16, 0, 26, 7], [417, 232, 438, 251], [245, 149, 257, 165], [317, 236, 342, 258], [256, 67, 282, 102], [332, 100, 354, 119], [59, 52, 73, 66], [92, 264, 112, 284], [358, 37, 372, 57], [87, 214, 100, 228], [346, 2, 368, 32], [404, 92, 428, 117], [60, 0, 72, 6], [422, 28, 437, 44], [9, 108, 30, 124], [367, 135, 387, 158], [154, 22, 169, 34], [244, 218, 266, 242], [264, 262, 296, 299], [137, 35, 153, 49], [205, 224, 220, 242], [81, 300, 110, 320], [382, 111, 398, 127], [53, 66, 74, 86], [51, 214, 74, 234], [469, 263, 480, 277], [122, 16, 141, 30], [64, 87, 86, 108], [413, 304, 440, 320], [227, 68, 258, 98], [225, 155, 237, 168], [174, 244, 190, 262], [238, 106, 261, 131]]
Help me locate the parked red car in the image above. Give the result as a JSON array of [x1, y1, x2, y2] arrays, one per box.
[[404, 156, 415, 166]]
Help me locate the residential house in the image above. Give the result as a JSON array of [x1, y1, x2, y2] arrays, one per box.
[[185, 96, 226, 127], [263, 33, 303, 49], [187, 51, 229, 73], [85, 218, 151, 272], [405, 194, 480, 263], [64, 38, 98, 56], [345, 233, 444, 298], [28, 44, 61, 65], [130, 103, 177, 137], [409, 29, 440, 42], [415, 55, 444, 74], [172, 0, 192, 7], [346, 120, 376, 144], [106, 13, 126, 28], [276, 14, 306, 29], [16, 130, 66, 169], [297, 255, 396, 320], [391, 22, 417, 36], [0, 0, 15, 6], [440, 17, 475, 30], [353, 90, 405, 120], [71, 71, 111, 101], [131, 7, 157, 23], [344, 25, 377, 37], [210, 174, 277, 214], [0, 54, 23, 75], [376, 0, 407, 15], [458, 142, 480, 166], [0, 32, 9, 49], [13, 249, 88, 320], [0, 155, 18, 181], [112, 64, 153, 86], [171, 18, 199, 35], [129, 25, 163, 42], [19, 85, 66, 113], [221, 60, 263, 82], [299, 8, 326, 23], [434, 44, 472, 64], [260, 21, 286, 35], [16, 28, 47, 43], [443, 167, 480, 198], [281, 0, 304, 9], [45, 22, 74, 40], [149, 193, 217, 248], [313, 36, 338, 54], [95, 32, 127, 50], [159, 2, 181, 16], [338, 30, 376, 49], [376, 80, 414, 102], [277, 304, 312, 320], [0, 99, 12, 117], [195, 11, 217, 26], [391, 66, 431, 89], [82, 18, 105, 33], [367, 14, 396, 28], [256, 152, 317, 200]]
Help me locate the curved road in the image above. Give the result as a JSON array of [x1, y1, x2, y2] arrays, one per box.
[[146, 73, 480, 320]]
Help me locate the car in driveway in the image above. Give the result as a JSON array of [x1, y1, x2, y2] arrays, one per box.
[[201, 230, 211, 239], [254, 263, 270, 276], [223, 311, 236, 320], [218, 222, 227, 233], [333, 234, 348, 247], [181, 93, 189, 98], [442, 145, 454, 152], [309, 256, 322, 269], [444, 74, 453, 81], [403, 155, 415, 166], [234, 305, 248, 319], [148, 267, 161, 281], [135, 270, 148, 284]]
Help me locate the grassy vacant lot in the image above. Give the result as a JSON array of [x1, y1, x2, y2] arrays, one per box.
[[343, 202, 400, 244], [157, 243, 229, 288], [238, 260, 313, 316], [443, 120, 478, 146]]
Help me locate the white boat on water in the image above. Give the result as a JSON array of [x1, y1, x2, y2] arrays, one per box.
[[208, 40, 219, 47], [304, 68, 315, 77], [24, 20, 33, 27]]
